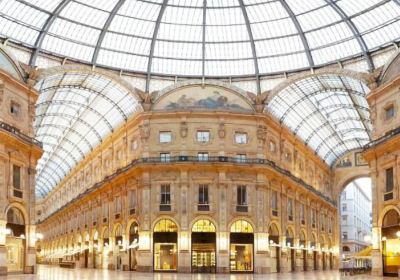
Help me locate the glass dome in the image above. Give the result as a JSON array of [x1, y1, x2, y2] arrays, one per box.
[[0, 0, 399, 88]]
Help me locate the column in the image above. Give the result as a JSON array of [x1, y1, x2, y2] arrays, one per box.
[[280, 236, 288, 272], [0, 220, 7, 275], [25, 224, 36, 273]]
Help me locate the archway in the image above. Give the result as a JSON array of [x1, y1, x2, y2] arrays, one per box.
[[128, 221, 139, 271], [339, 177, 372, 269], [268, 223, 280, 273], [101, 227, 110, 269], [381, 209, 400, 276], [6, 207, 25, 273], [286, 227, 295, 272], [153, 219, 178, 271], [191, 219, 216, 273], [299, 230, 307, 271], [113, 224, 123, 270], [229, 219, 254, 272]]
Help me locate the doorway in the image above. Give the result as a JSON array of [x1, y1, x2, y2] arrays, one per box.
[[191, 219, 216, 273], [229, 220, 254, 272], [129, 222, 139, 271], [6, 207, 26, 273]]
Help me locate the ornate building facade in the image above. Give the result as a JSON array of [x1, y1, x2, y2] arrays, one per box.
[[0, 49, 42, 275], [365, 53, 400, 277], [35, 84, 338, 273]]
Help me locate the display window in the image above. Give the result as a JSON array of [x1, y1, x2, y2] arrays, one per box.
[[229, 220, 254, 272], [153, 219, 178, 271], [191, 219, 216, 273]]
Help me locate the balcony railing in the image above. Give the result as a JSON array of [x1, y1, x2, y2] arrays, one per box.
[[39, 155, 336, 223], [159, 204, 171, 211], [197, 204, 210, 211], [0, 121, 42, 148], [364, 126, 400, 150], [236, 205, 248, 212], [384, 192, 393, 201]]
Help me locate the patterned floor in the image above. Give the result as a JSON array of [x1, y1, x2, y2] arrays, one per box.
[[0, 265, 394, 280]]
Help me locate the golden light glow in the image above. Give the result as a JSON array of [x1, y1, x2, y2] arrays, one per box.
[[192, 219, 216, 232], [154, 219, 178, 232], [230, 220, 253, 233]]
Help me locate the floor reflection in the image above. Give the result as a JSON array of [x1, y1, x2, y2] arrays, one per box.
[[0, 265, 392, 280]]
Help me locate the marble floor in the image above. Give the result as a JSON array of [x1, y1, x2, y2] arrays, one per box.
[[0, 266, 394, 280]]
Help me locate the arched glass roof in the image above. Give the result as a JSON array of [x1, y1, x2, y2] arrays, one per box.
[[34, 70, 142, 197], [0, 0, 399, 92], [266, 74, 371, 165]]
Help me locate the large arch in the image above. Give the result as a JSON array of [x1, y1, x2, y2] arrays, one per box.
[[264, 72, 372, 166], [33, 67, 144, 198]]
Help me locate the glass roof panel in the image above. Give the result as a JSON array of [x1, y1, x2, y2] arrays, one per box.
[[0, 0, 398, 78], [34, 71, 143, 198], [266, 74, 371, 166]]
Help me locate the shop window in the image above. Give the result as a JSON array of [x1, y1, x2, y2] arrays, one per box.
[[159, 131, 172, 143], [197, 131, 210, 143], [198, 152, 209, 161], [236, 185, 247, 212], [160, 153, 170, 163], [235, 132, 247, 144], [160, 184, 171, 211], [230, 220, 253, 272], [154, 219, 178, 271], [385, 167, 394, 201], [198, 184, 209, 211], [385, 105, 395, 120], [236, 154, 246, 163]]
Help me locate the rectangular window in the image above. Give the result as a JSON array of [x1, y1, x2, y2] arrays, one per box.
[[343, 232, 348, 240], [114, 196, 122, 214], [129, 189, 136, 209], [197, 131, 210, 142], [342, 203, 347, 211], [159, 131, 172, 143], [160, 153, 171, 163], [131, 139, 138, 151], [385, 105, 395, 120], [300, 204, 305, 224], [269, 141, 276, 153], [311, 209, 316, 228], [198, 152, 209, 161], [13, 165, 21, 189], [287, 199, 293, 221], [386, 167, 394, 192], [235, 133, 247, 144], [236, 185, 247, 212], [271, 191, 278, 216], [198, 184, 209, 205], [10, 102, 21, 117], [103, 203, 109, 221], [160, 184, 171, 207], [236, 154, 246, 163]]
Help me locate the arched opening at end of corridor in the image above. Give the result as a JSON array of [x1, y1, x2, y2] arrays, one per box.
[[339, 177, 372, 270]]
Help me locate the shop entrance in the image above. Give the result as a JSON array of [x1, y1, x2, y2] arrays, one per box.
[[6, 207, 25, 273], [286, 228, 295, 272], [381, 209, 400, 277], [191, 219, 216, 273], [299, 231, 307, 271], [230, 220, 254, 272], [153, 219, 178, 271], [128, 222, 139, 271], [268, 224, 280, 273], [114, 225, 123, 270]]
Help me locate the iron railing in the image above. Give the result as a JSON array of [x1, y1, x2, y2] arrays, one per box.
[[0, 121, 42, 148]]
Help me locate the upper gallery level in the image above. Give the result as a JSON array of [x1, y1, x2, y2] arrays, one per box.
[[0, 46, 41, 148], [37, 83, 333, 220]]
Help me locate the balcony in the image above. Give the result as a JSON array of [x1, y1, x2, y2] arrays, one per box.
[[384, 192, 393, 201], [236, 205, 248, 212], [272, 209, 278, 217], [197, 204, 210, 211], [13, 188, 23, 199], [159, 204, 171, 212]]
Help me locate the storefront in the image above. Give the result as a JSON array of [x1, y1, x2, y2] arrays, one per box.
[[93, 230, 99, 268], [310, 234, 317, 270], [128, 222, 139, 271], [286, 228, 295, 272], [381, 209, 400, 277], [229, 220, 253, 273], [6, 207, 26, 273], [191, 219, 216, 273], [114, 225, 123, 270], [299, 231, 307, 271], [153, 219, 178, 271], [268, 224, 280, 273], [102, 228, 110, 269]]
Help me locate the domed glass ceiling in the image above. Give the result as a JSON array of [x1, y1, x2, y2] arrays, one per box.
[[0, 0, 399, 85]]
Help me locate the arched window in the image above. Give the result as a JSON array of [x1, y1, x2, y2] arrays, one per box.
[[154, 219, 178, 232], [192, 219, 216, 232], [230, 220, 253, 233]]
